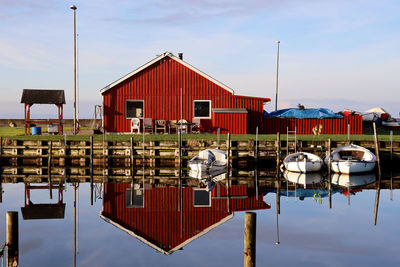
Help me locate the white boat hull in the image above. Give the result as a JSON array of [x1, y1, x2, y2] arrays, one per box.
[[325, 144, 376, 174], [330, 160, 376, 174], [283, 152, 323, 173]]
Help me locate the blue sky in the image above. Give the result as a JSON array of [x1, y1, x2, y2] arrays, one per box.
[[1, 0, 399, 118]]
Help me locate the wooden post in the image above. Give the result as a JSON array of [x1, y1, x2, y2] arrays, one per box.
[[6, 211, 18, 267], [48, 141, 53, 199], [328, 139, 332, 209], [226, 133, 231, 213], [276, 132, 281, 215], [244, 212, 256, 267], [130, 136, 135, 205], [373, 122, 382, 225], [178, 129, 182, 212], [255, 128, 259, 200], [347, 124, 350, 144], [0, 137, 2, 203], [90, 136, 94, 206], [373, 123, 381, 179], [217, 128, 221, 149]]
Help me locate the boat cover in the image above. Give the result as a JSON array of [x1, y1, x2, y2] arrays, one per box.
[[264, 108, 343, 119]]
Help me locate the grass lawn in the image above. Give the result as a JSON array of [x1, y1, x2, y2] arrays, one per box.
[[1, 125, 399, 142]]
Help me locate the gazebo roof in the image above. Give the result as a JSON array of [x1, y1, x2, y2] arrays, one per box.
[[21, 89, 66, 105]]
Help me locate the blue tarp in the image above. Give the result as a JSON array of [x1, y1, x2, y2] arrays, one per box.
[[264, 108, 343, 119]]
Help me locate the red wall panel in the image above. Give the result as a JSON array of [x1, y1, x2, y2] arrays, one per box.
[[262, 115, 362, 134], [212, 112, 247, 134]]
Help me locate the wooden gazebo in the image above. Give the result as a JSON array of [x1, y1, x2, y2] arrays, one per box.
[[21, 89, 65, 135]]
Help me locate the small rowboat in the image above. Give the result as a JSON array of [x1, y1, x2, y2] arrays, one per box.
[[282, 152, 323, 173], [325, 144, 376, 174], [188, 149, 227, 173]]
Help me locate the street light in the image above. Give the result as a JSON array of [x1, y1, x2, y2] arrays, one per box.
[[275, 40, 280, 111], [70, 5, 77, 135]]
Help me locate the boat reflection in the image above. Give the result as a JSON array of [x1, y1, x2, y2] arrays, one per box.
[[283, 170, 324, 189], [331, 172, 377, 187], [100, 183, 270, 255]]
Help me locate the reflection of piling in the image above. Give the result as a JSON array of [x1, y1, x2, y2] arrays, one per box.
[[0, 137, 2, 203], [90, 136, 94, 205], [328, 139, 332, 209], [244, 212, 256, 267], [48, 141, 53, 199], [6, 211, 18, 267], [226, 133, 231, 213], [275, 133, 281, 214]]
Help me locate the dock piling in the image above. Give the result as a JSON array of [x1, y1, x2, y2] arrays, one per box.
[[244, 212, 256, 267], [6, 211, 18, 267]]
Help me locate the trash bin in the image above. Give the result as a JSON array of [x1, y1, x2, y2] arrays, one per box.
[[31, 126, 42, 135]]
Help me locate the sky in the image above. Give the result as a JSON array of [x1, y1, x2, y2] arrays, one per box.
[[1, 0, 399, 118]]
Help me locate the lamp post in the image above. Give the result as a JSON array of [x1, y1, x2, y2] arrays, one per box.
[[70, 5, 77, 135], [275, 40, 280, 111]]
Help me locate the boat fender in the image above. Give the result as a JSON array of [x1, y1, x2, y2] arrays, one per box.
[[279, 164, 285, 172]]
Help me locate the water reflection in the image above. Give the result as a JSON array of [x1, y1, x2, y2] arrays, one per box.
[[331, 172, 377, 187], [100, 183, 270, 255], [21, 183, 65, 220]]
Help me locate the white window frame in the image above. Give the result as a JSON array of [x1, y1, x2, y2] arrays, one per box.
[[193, 189, 211, 207], [126, 100, 144, 119], [193, 100, 211, 119]]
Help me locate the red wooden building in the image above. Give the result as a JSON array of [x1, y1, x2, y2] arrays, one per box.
[[100, 52, 270, 134], [100, 184, 270, 255]]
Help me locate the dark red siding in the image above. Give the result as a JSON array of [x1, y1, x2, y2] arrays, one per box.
[[262, 115, 363, 134], [212, 112, 247, 134], [102, 56, 268, 134]]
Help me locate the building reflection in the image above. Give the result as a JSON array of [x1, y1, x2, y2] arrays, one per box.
[[100, 183, 270, 255]]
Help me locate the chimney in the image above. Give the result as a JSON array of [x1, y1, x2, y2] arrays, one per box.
[[178, 53, 183, 60]]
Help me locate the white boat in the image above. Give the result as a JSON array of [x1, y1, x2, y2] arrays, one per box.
[[382, 119, 400, 130], [282, 152, 323, 173], [283, 171, 323, 188], [325, 144, 376, 174], [188, 149, 227, 173], [331, 172, 377, 187]]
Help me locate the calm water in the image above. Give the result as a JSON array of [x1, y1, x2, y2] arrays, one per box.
[[0, 171, 399, 267]]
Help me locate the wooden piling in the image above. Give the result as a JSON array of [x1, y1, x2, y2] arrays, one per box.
[[226, 133, 231, 213], [328, 138, 332, 209], [48, 141, 52, 199], [90, 136, 94, 205], [373, 122, 382, 225], [130, 137, 135, 205], [244, 212, 256, 267], [276, 132, 281, 215], [373, 123, 381, 178], [6, 211, 18, 267]]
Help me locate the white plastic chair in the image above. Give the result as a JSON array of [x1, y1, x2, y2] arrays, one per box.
[[131, 118, 140, 133]]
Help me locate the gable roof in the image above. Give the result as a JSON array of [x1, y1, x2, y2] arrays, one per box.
[[21, 89, 66, 105], [100, 211, 233, 255], [100, 51, 235, 95]]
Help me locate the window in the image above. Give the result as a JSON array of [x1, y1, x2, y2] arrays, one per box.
[[126, 100, 144, 118], [126, 188, 144, 208], [193, 100, 211, 118], [193, 189, 211, 207]]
